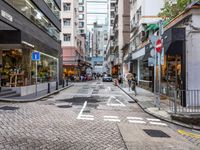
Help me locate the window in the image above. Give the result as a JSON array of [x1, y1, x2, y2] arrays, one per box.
[[5, 0, 60, 41], [79, 22, 84, 28], [79, 0, 84, 4], [79, 14, 84, 20], [63, 3, 71, 11], [63, 34, 71, 41], [44, 0, 60, 18], [63, 18, 71, 27], [79, 6, 84, 12]]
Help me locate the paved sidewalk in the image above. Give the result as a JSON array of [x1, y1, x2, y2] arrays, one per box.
[[0, 84, 73, 102], [118, 84, 200, 130]]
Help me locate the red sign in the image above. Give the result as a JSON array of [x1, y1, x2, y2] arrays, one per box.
[[156, 39, 162, 53]]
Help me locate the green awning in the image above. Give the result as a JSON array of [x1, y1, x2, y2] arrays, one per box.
[[145, 24, 157, 32]]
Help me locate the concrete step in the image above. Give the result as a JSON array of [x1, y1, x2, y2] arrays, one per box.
[[1, 93, 20, 98], [0, 90, 16, 96], [1, 88, 12, 92]]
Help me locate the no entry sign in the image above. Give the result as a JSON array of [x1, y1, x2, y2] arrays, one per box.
[[155, 39, 162, 53]]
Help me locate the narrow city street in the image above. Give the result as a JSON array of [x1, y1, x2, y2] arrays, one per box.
[[0, 81, 199, 150]]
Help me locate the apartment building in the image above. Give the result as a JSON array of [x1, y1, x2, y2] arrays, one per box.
[[61, 0, 87, 77], [129, 0, 164, 90], [105, 0, 116, 74], [77, 0, 87, 35], [0, 0, 62, 96], [91, 23, 108, 74], [111, 0, 130, 77]]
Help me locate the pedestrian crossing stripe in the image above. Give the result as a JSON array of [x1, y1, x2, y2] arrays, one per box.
[[128, 120, 146, 124]]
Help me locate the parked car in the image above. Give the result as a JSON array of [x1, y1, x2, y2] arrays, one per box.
[[102, 74, 113, 82]]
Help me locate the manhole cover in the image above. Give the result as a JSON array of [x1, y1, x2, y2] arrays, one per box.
[[143, 129, 170, 138], [57, 105, 72, 108], [0, 106, 19, 111]]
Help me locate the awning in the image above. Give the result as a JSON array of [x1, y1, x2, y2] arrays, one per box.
[[145, 20, 170, 32], [163, 28, 185, 56]]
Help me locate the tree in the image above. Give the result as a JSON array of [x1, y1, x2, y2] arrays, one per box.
[[159, 0, 198, 20]]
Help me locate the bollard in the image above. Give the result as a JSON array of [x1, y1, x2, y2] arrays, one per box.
[[174, 90, 177, 114], [47, 83, 50, 93], [66, 79, 68, 86], [62, 80, 65, 88], [56, 81, 58, 90]]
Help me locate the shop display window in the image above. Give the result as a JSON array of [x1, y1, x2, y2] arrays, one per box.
[[0, 49, 58, 87], [31, 52, 58, 84]]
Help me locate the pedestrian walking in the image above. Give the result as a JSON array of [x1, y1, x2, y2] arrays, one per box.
[[118, 73, 123, 85], [126, 71, 133, 91], [131, 73, 137, 96]]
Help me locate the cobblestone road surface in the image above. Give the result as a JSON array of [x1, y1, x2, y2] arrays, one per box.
[[0, 81, 199, 150]]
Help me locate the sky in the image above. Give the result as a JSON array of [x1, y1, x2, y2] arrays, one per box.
[[86, 0, 108, 32]]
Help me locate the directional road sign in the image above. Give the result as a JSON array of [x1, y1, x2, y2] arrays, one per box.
[[32, 52, 40, 61]]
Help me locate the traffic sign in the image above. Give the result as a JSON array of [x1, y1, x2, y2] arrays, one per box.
[[32, 52, 40, 61], [155, 39, 162, 53]]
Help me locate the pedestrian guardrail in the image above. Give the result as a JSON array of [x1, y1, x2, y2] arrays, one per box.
[[169, 90, 200, 114]]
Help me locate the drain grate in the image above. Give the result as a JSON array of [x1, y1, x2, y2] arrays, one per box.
[[128, 101, 135, 103], [0, 106, 19, 111], [57, 105, 72, 108], [143, 129, 170, 138]]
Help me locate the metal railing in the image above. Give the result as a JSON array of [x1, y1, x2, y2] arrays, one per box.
[[169, 90, 200, 114]]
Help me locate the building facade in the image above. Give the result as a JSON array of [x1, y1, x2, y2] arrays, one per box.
[[111, 0, 130, 77], [0, 0, 62, 95], [91, 23, 108, 74], [129, 0, 164, 90], [61, 0, 88, 77]]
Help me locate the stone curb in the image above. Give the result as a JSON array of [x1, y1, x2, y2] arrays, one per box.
[[118, 85, 200, 131], [0, 84, 74, 103]]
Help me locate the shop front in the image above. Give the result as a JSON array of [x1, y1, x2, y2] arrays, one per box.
[[0, 48, 58, 87], [0, 30, 60, 96], [112, 65, 119, 78], [162, 28, 186, 106]]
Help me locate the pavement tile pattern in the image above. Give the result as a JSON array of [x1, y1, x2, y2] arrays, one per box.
[[0, 81, 199, 150]]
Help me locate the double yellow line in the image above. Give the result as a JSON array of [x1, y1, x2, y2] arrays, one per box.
[[178, 130, 200, 139]]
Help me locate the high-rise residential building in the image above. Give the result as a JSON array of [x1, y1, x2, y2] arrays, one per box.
[[110, 0, 130, 77], [61, 0, 88, 77], [77, 0, 87, 35], [91, 22, 108, 74], [86, 0, 108, 58], [0, 0, 62, 96]]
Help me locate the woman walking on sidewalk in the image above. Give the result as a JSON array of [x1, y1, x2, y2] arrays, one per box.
[[126, 71, 133, 91]]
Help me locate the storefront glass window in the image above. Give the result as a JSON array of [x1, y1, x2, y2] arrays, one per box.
[[5, 0, 60, 41], [140, 60, 150, 81], [43, 0, 60, 18], [31, 52, 58, 84], [0, 49, 58, 87]]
